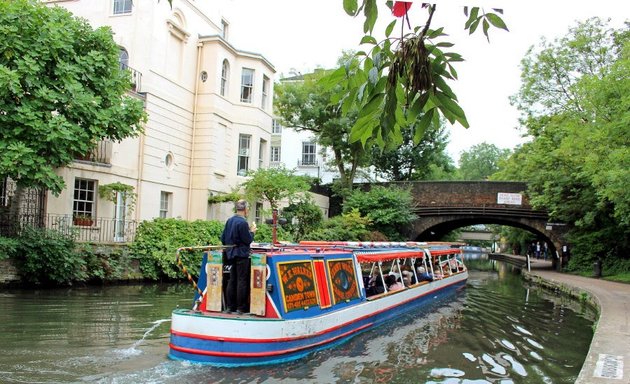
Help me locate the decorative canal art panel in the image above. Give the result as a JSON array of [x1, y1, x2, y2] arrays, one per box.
[[278, 261, 319, 312], [327, 259, 360, 304]]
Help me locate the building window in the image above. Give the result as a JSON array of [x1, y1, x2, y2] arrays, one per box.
[[255, 202, 263, 224], [113, 0, 132, 14], [240, 68, 254, 103], [119, 48, 129, 70], [160, 191, 172, 218], [237, 134, 251, 176], [258, 139, 266, 169], [73, 178, 96, 219], [272, 119, 282, 134], [220, 19, 229, 40], [220, 59, 229, 97], [301, 142, 316, 166], [262, 75, 270, 109], [270, 145, 281, 163]]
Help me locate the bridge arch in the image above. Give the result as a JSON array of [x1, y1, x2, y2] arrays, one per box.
[[352, 181, 570, 268]]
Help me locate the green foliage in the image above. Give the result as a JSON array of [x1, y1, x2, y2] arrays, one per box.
[[343, 185, 416, 240], [281, 196, 324, 241], [494, 226, 535, 256], [329, 2, 507, 148], [275, 65, 370, 189], [207, 191, 241, 205], [0, 0, 146, 195], [459, 142, 511, 180], [497, 18, 630, 274], [370, 118, 455, 181], [78, 245, 136, 282], [0, 236, 19, 260], [250, 223, 293, 244], [98, 182, 137, 214], [305, 209, 371, 241], [241, 167, 312, 210], [128, 218, 224, 280], [14, 227, 86, 285]]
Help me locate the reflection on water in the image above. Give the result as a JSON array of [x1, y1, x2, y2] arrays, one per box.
[[0, 262, 595, 384]]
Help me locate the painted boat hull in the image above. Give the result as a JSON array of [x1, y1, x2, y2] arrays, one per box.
[[169, 271, 467, 366]]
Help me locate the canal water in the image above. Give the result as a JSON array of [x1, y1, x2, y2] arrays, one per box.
[[0, 259, 596, 383]]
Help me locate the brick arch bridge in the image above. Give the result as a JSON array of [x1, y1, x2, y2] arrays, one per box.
[[357, 181, 569, 267]]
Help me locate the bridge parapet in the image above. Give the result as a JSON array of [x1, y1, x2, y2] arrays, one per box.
[[407, 181, 532, 209]]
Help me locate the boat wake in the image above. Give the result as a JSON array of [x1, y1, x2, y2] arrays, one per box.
[[114, 318, 171, 357]]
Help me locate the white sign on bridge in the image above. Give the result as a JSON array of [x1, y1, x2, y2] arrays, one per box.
[[497, 192, 523, 205]]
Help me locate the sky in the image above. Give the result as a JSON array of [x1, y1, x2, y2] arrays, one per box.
[[221, 1, 628, 163]]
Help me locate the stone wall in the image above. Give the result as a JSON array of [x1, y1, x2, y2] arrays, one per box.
[[0, 244, 143, 287], [0, 259, 20, 284]]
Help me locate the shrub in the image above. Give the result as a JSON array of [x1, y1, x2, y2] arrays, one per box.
[[343, 185, 416, 241], [129, 218, 225, 280], [304, 209, 371, 241], [0, 236, 19, 261], [252, 223, 292, 244], [14, 227, 86, 285], [281, 197, 323, 241]]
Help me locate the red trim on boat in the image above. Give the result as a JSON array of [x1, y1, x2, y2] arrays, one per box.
[[169, 322, 374, 357], [171, 277, 465, 343]]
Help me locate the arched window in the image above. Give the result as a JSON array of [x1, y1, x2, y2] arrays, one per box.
[[119, 48, 129, 70], [220, 59, 229, 97]]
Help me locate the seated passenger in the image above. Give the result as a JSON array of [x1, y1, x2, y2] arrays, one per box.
[[385, 274, 404, 291], [416, 266, 434, 282], [366, 274, 385, 296], [401, 269, 414, 285]]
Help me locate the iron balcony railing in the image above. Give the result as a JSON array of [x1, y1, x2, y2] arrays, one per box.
[[297, 159, 318, 167], [121, 63, 142, 93], [0, 213, 138, 243], [74, 140, 113, 164]]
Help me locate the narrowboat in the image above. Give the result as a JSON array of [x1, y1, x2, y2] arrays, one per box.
[[168, 241, 468, 366]]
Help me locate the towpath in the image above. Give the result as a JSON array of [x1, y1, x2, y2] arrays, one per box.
[[495, 253, 629, 383]]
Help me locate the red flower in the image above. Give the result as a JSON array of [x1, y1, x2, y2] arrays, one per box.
[[392, 1, 413, 17]]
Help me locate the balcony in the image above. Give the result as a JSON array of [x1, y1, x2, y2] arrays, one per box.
[[74, 140, 112, 165], [297, 159, 318, 167], [121, 64, 142, 93], [0, 213, 138, 243]]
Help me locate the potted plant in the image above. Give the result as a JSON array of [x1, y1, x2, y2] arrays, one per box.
[[73, 214, 94, 226]]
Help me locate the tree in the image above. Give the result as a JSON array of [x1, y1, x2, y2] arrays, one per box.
[[495, 19, 630, 273], [510, 17, 624, 126], [275, 56, 371, 191], [319, 2, 508, 148], [241, 167, 312, 211], [343, 185, 416, 241], [0, 0, 146, 195], [458, 142, 511, 180], [370, 119, 454, 180], [281, 195, 324, 242]]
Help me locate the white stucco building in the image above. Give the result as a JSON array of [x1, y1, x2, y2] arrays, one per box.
[[38, 0, 277, 241]]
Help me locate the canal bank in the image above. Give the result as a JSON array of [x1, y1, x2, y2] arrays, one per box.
[[496, 253, 629, 383]]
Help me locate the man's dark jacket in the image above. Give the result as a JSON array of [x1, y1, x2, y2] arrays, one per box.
[[221, 215, 254, 260]]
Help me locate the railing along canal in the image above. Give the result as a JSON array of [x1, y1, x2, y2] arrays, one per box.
[[0, 213, 137, 243], [413, 204, 548, 219]]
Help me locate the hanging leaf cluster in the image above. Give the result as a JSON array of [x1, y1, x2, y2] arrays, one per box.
[[325, 1, 508, 148]]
